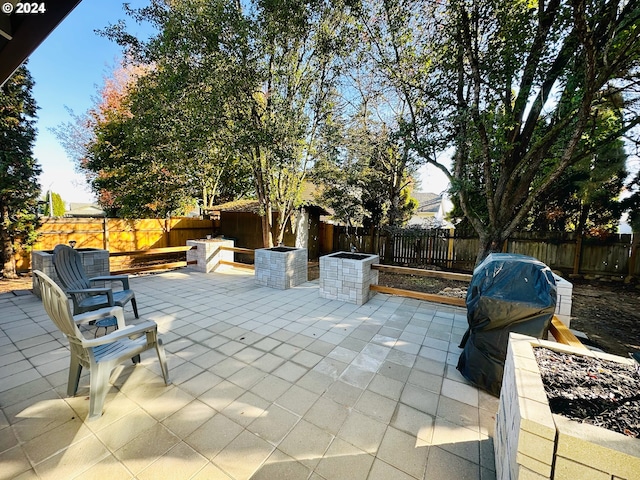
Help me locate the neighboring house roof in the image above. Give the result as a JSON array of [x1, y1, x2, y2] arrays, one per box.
[[412, 192, 441, 213], [65, 203, 105, 217], [211, 193, 329, 216], [211, 199, 263, 214]]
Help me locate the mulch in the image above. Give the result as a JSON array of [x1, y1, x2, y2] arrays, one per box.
[[534, 347, 640, 438]]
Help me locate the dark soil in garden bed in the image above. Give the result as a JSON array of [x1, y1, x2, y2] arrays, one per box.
[[534, 347, 640, 438]]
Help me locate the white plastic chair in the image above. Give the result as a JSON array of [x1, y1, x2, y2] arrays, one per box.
[[33, 270, 170, 420]]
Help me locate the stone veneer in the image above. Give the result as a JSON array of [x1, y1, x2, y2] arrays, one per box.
[[186, 238, 234, 273], [255, 247, 308, 289], [552, 274, 573, 327], [319, 252, 379, 305], [495, 333, 640, 480], [31, 248, 110, 299]]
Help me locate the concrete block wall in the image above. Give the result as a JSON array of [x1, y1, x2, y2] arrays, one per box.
[[186, 239, 234, 273], [496, 333, 640, 480], [254, 247, 308, 289], [319, 253, 379, 305], [553, 274, 573, 327], [31, 249, 110, 299]]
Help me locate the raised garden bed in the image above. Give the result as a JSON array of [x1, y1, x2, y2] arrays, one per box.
[[255, 246, 307, 289], [495, 333, 640, 480], [319, 251, 379, 305]]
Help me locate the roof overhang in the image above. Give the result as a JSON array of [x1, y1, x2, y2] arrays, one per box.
[[0, 0, 82, 87]]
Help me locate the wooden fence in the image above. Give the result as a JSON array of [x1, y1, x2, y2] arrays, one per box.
[[330, 226, 640, 277], [16, 217, 215, 271]]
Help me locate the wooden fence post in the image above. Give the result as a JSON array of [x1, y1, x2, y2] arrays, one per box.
[[629, 233, 639, 278], [103, 217, 109, 251], [573, 233, 583, 275]]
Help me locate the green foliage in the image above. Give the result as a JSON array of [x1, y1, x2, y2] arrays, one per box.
[[0, 65, 41, 277], [42, 191, 66, 217], [312, 109, 418, 229], [362, 0, 640, 262]]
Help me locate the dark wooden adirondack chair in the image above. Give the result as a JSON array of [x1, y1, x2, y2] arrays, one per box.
[[53, 244, 139, 318]]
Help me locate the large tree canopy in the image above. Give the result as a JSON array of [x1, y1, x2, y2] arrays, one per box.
[[354, 0, 640, 262], [94, 0, 351, 246], [0, 65, 41, 278]]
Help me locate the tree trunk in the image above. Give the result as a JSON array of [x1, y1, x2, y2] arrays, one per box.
[[1, 205, 17, 279], [475, 231, 507, 266], [261, 204, 274, 248]]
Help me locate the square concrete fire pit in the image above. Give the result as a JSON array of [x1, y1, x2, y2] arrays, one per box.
[[495, 333, 640, 480], [319, 251, 379, 305], [255, 246, 308, 289]]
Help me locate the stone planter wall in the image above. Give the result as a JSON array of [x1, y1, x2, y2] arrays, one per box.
[[186, 239, 234, 273], [319, 252, 379, 305], [255, 247, 308, 289], [552, 274, 573, 327], [495, 333, 640, 480], [31, 248, 110, 299]]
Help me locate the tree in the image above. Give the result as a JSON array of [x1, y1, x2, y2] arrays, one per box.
[[42, 191, 66, 217], [102, 0, 350, 245], [354, 0, 640, 263], [0, 65, 41, 278], [313, 106, 418, 232], [440, 0, 640, 262]]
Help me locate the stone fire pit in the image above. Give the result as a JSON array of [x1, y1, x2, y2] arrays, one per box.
[[495, 333, 640, 480], [255, 246, 307, 289], [31, 248, 110, 299], [319, 251, 379, 305]]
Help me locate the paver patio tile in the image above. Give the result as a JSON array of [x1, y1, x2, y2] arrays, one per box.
[[376, 426, 429, 478], [441, 377, 479, 407], [425, 445, 482, 480], [161, 399, 217, 438], [315, 437, 374, 480], [391, 403, 434, 445], [33, 433, 110, 480], [220, 391, 270, 427], [185, 413, 243, 460], [276, 384, 319, 415], [400, 383, 439, 416], [277, 419, 333, 469], [0, 269, 497, 480], [431, 416, 480, 464], [354, 389, 397, 424], [246, 403, 300, 444], [304, 396, 349, 435], [368, 458, 417, 480], [249, 449, 312, 480]]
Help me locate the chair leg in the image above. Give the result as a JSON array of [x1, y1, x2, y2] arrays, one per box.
[[131, 297, 139, 318], [67, 357, 82, 397], [88, 363, 112, 420], [155, 340, 171, 385]]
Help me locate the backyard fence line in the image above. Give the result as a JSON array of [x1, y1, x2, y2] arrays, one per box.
[[330, 225, 640, 277], [15, 217, 215, 272]]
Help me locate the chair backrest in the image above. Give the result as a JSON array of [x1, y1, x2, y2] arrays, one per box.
[[33, 270, 86, 355], [53, 244, 92, 297]]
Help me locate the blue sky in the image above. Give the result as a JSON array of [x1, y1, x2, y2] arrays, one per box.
[[28, 0, 153, 204], [26, 0, 449, 206]]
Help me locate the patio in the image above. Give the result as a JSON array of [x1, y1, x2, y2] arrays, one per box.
[[0, 267, 498, 480]]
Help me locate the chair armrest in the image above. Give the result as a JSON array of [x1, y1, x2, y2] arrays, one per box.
[[67, 287, 114, 306], [89, 275, 131, 290], [73, 306, 126, 328], [81, 321, 158, 348]]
